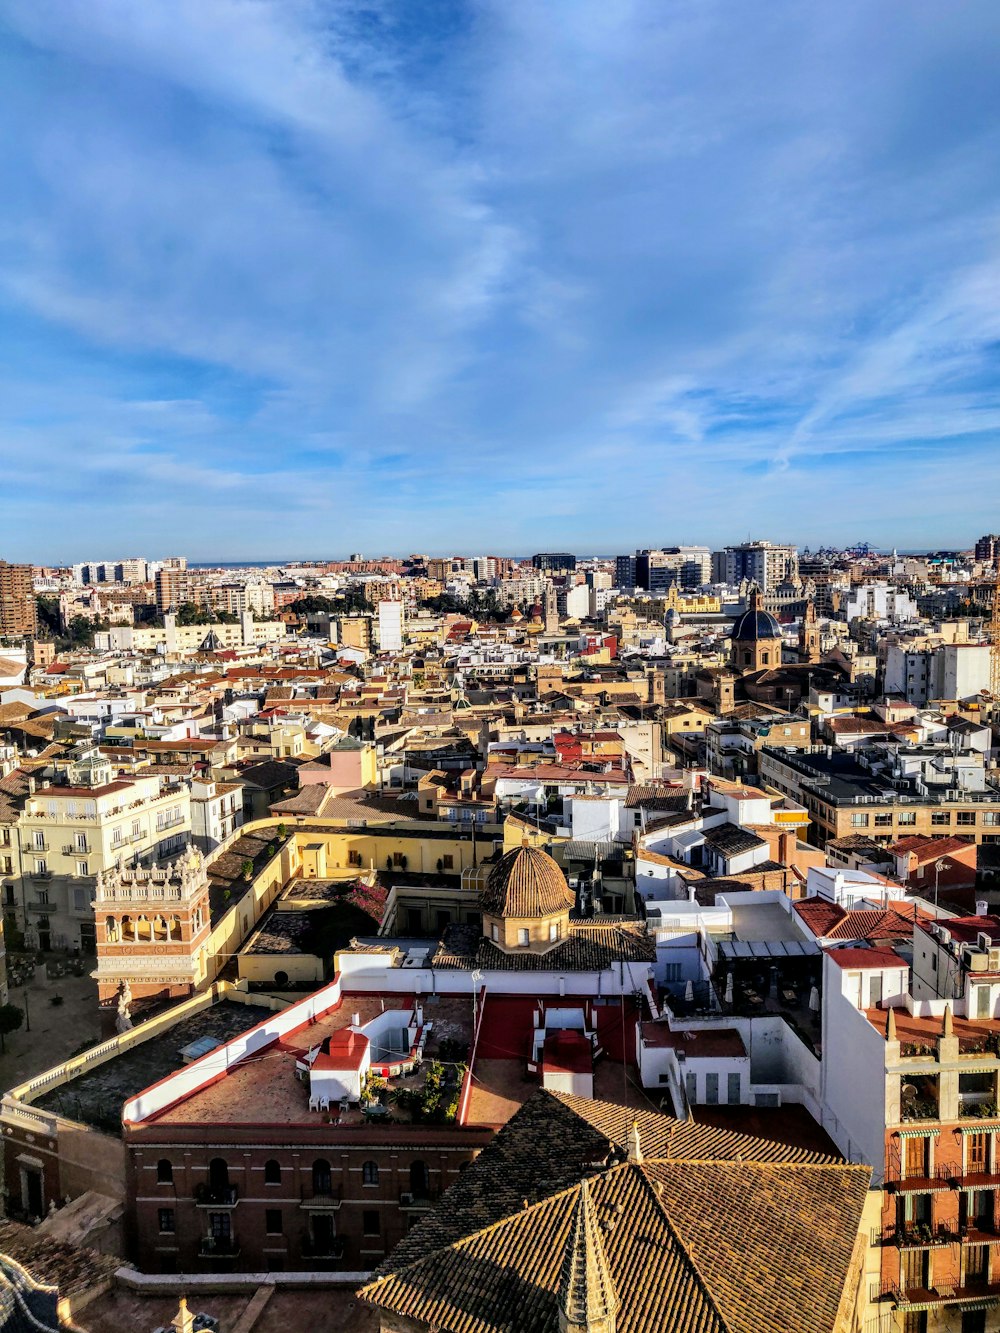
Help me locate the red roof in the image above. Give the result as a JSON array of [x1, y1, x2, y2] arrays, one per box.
[[541, 1029, 592, 1076], [890, 834, 974, 862], [922, 915, 1000, 946], [827, 947, 908, 970], [312, 1030, 369, 1072]]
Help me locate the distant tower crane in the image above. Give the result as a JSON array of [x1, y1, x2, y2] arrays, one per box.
[[992, 575, 1000, 700]]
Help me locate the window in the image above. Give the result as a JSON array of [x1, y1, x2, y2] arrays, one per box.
[[363, 1210, 380, 1236], [517, 928, 530, 947], [265, 1209, 282, 1235], [874, 814, 893, 827], [442, 855, 454, 870], [156, 1159, 173, 1184], [931, 812, 951, 826], [850, 813, 869, 827], [968, 1133, 990, 1174], [158, 1208, 175, 1234], [664, 963, 681, 984], [74, 832, 88, 853], [957, 811, 976, 826], [491, 923, 499, 943], [549, 922, 559, 942], [34, 859, 47, 876], [705, 1073, 719, 1104], [209, 1213, 231, 1241], [264, 1160, 281, 1185], [312, 1159, 333, 1196], [727, 1073, 741, 1105], [4, 885, 13, 906], [362, 1161, 379, 1186], [685, 1070, 696, 1104], [32, 831, 44, 850], [984, 812, 1000, 827], [898, 811, 917, 826]]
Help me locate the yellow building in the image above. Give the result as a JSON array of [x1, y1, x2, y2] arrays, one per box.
[[11, 749, 192, 953]]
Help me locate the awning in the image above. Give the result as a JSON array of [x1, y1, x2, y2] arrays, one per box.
[[896, 1127, 939, 1139], [959, 1123, 1000, 1134], [719, 940, 821, 961]]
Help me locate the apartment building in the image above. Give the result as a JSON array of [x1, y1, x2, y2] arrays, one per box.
[[759, 743, 1000, 849], [715, 541, 799, 593], [3, 749, 191, 952], [822, 924, 1000, 1330], [0, 562, 37, 638]]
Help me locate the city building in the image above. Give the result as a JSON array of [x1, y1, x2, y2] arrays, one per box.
[[360, 1089, 875, 1333], [716, 541, 799, 593], [531, 553, 577, 572], [92, 845, 212, 1006], [0, 562, 37, 638], [0, 748, 191, 953]]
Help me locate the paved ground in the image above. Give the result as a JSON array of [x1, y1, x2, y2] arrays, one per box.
[[0, 965, 103, 1092], [80, 1286, 380, 1333]]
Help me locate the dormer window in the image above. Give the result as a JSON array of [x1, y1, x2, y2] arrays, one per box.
[[518, 928, 530, 947]]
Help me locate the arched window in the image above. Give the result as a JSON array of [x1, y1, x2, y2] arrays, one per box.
[[410, 1160, 429, 1198], [136, 914, 151, 941], [761, 652, 770, 666], [170, 915, 182, 940], [312, 1158, 332, 1196], [743, 650, 752, 666], [209, 1158, 229, 1190], [264, 1159, 281, 1185], [157, 1159, 173, 1184], [120, 915, 134, 941], [106, 916, 119, 942], [362, 1161, 379, 1186], [153, 915, 168, 941]]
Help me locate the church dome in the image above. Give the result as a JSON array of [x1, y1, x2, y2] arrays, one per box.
[[731, 606, 782, 641], [481, 845, 575, 918]]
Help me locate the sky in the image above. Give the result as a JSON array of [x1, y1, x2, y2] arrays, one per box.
[[1, 1, 1000, 561]]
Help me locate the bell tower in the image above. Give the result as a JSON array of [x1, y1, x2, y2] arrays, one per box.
[[799, 599, 821, 664]]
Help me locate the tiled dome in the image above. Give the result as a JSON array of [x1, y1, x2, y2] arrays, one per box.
[[481, 845, 575, 918]]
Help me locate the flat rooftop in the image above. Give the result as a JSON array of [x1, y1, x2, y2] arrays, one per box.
[[153, 993, 475, 1128], [33, 999, 276, 1135]]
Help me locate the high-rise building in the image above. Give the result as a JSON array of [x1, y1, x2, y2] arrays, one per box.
[[975, 534, 1000, 564], [633, 547, 711, 593], [718, 541, 798, 593], [155, 566, 191, 613], [614, 554, 637, 588], [0, 561, 36, 637], [531, 552, 576, 572]]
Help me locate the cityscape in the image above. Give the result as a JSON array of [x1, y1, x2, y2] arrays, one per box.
[[3, 3, 1000, 1333], [1, 541, 1000, 1333]]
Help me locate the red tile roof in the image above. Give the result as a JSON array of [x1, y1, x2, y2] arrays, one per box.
[[827, 946, 908, 970]]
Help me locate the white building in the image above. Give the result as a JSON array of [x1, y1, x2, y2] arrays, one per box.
[[377, 600, 404, 653]]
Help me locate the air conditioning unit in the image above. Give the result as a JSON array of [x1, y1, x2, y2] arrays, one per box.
[[989, 949, 1000, 973], [964, 947, 989, 973]]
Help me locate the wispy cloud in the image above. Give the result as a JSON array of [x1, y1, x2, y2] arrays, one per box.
[[0, 0, 999, 557]]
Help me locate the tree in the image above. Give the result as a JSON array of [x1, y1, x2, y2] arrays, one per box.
[[0, 1003, 24, 1052], [241, 859, 254, 881]]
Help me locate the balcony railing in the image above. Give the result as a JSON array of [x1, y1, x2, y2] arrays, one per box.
[[63, 844, 90, 856], [26, 900, 54, 913], [195, 1183, 239, 1207], [879, 1223, 957, 1249], [197, 1236, 240, 1258], [29, 870, 52, 881], [399, 1189, 438, 1210], [301, 1234, 344, 1260], [300, 1183, 342, 1209]]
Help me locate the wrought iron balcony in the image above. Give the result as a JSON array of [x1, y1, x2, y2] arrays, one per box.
[[195, 1183, 239, 1207]]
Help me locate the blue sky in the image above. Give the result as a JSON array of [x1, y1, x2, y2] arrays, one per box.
[[1, 1, 1000, 560]]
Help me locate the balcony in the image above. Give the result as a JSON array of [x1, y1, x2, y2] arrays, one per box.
[[299, 1183, 342, 1210], [399, 1190, 437, 1211], [197, 1236, 240, 1259], [29, 870, 52, 882], [62, 844, 90, 856], [879, 1222, 957, 1249], [881, 1278, 1000, 1309], [195, 1184, 239, 1208], [26, 900, 55, 913], [28, 840, 48, 853], [301, 1235, 344, 1261]]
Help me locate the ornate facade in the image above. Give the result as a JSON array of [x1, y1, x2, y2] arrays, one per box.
[[92, 845, 211, 1006]]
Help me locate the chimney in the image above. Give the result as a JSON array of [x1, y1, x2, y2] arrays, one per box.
[[977, 900, 989, 918], [886, 1007, 897, 1041], [943, 1004, 954, 1038]]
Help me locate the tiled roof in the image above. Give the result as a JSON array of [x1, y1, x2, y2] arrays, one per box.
[[481, 845, 575, 918], [433, 921, 655, 972], [360, 1090, 869, 1333]]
